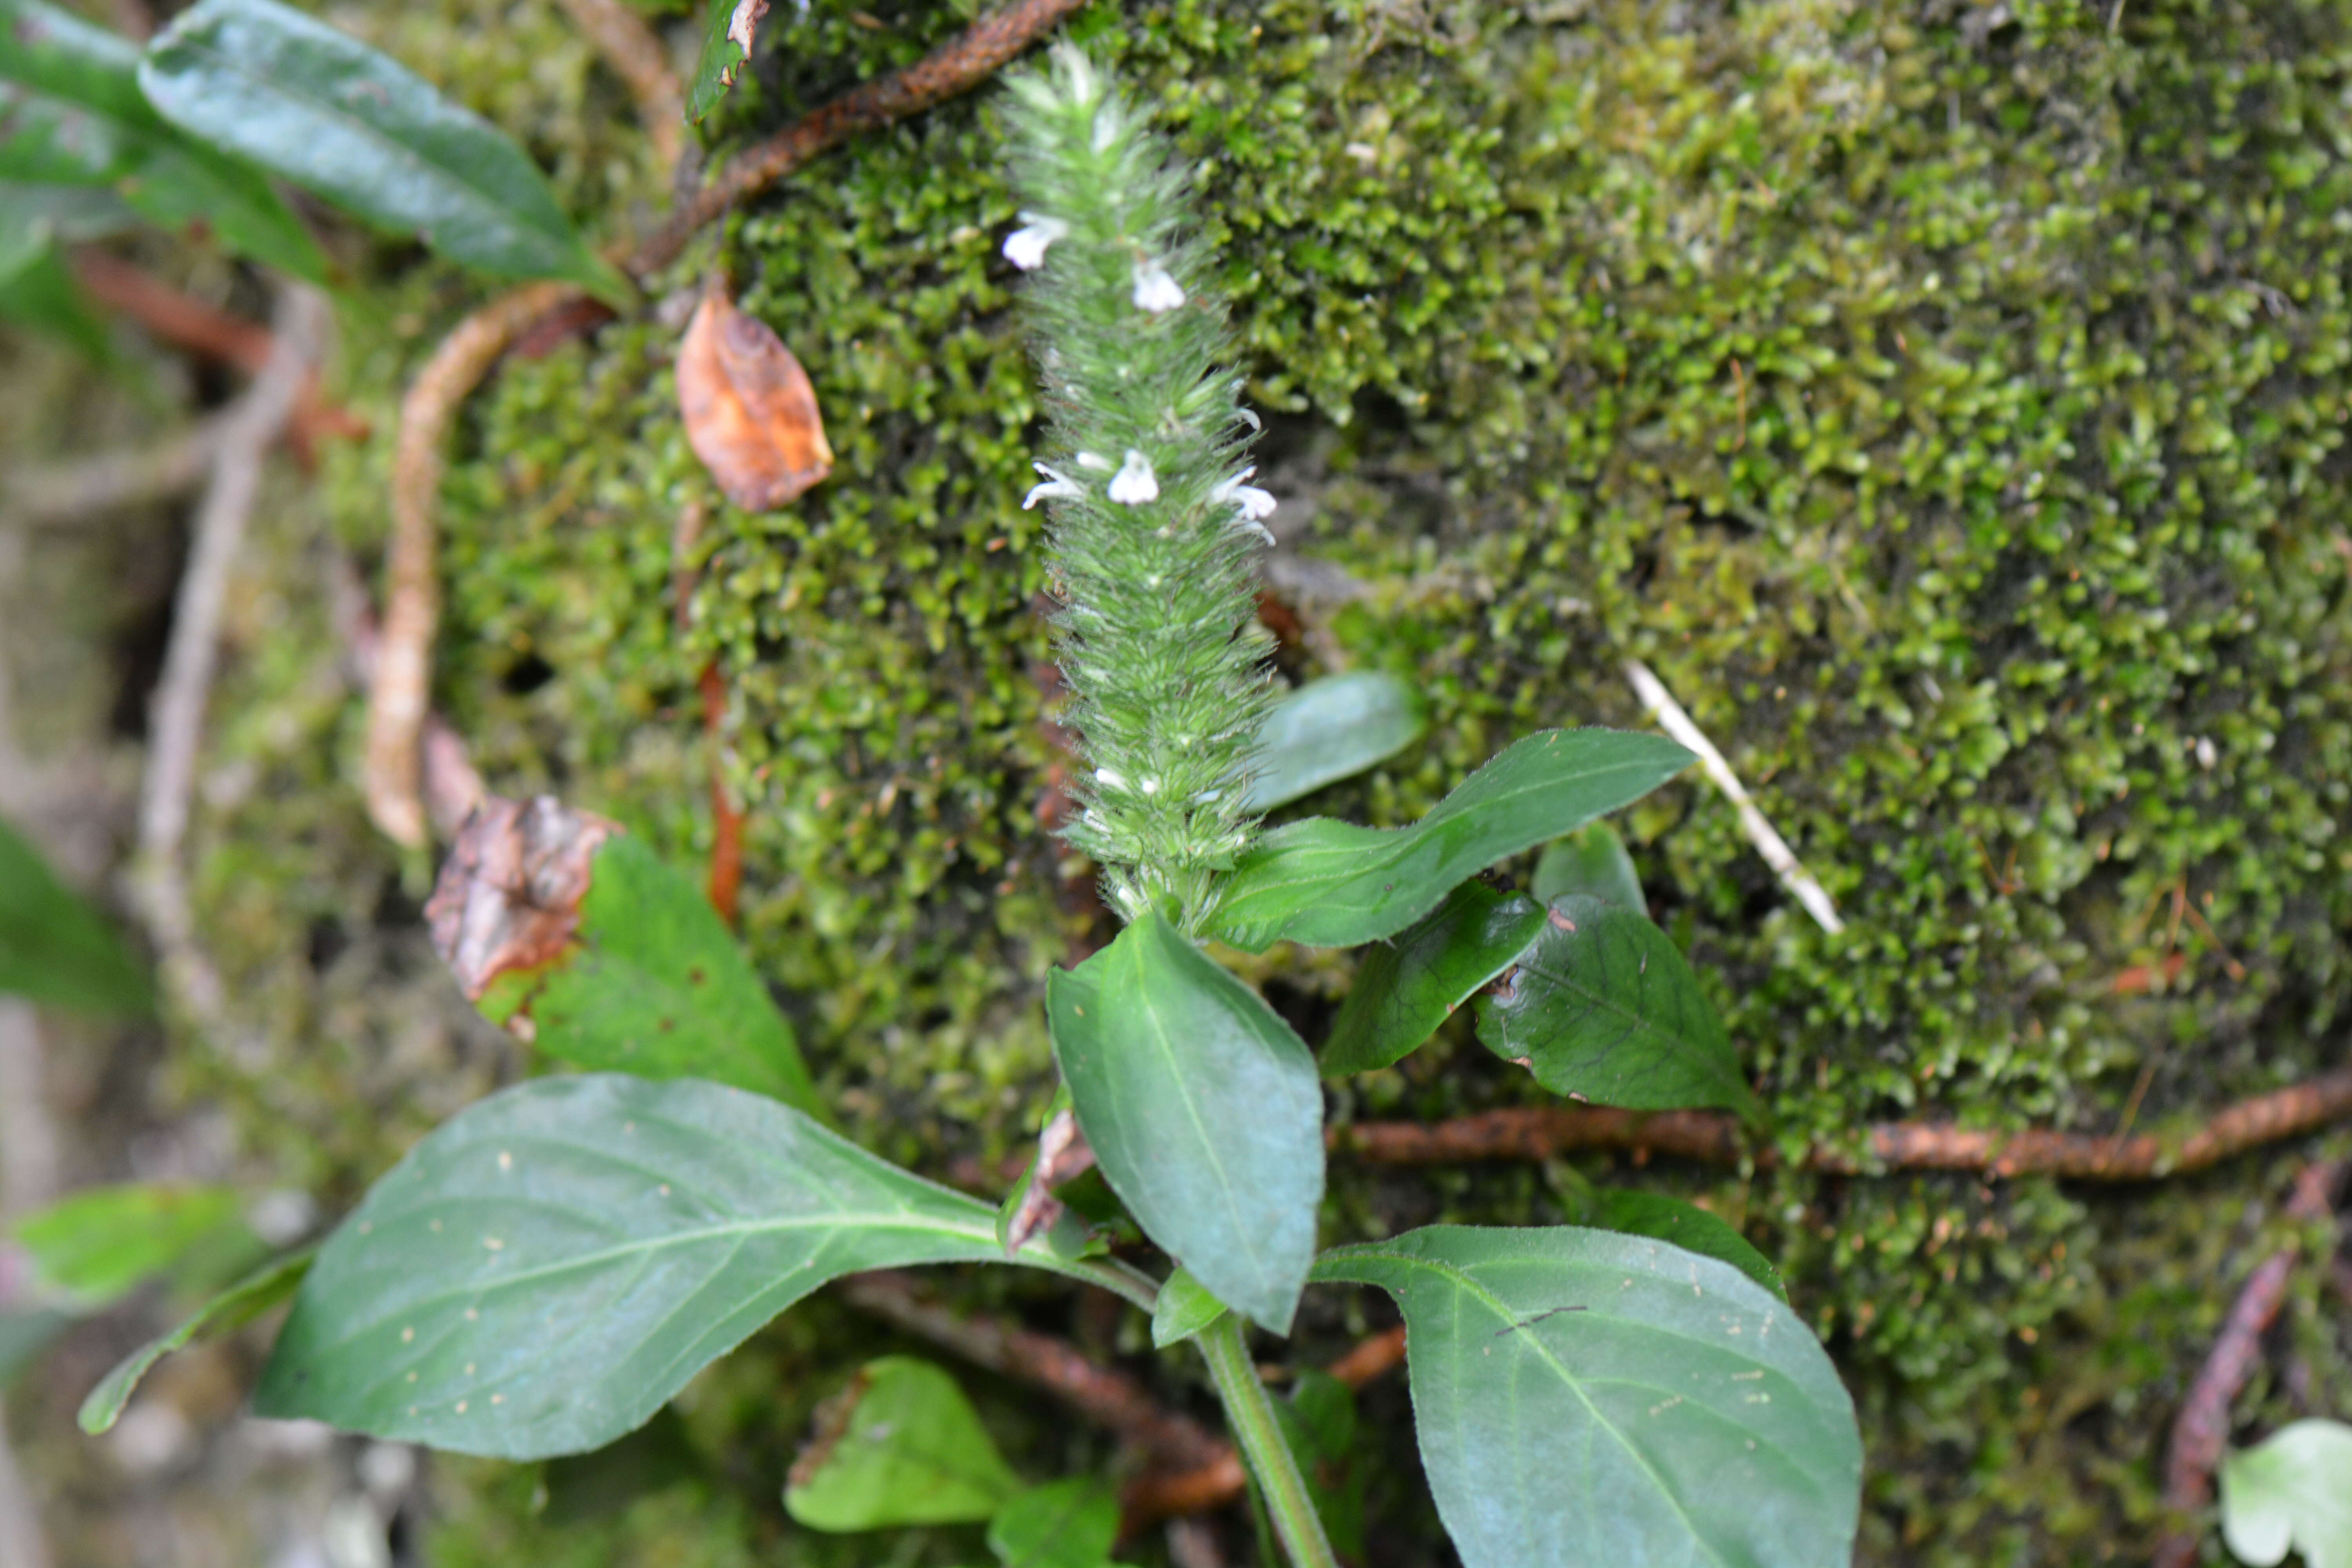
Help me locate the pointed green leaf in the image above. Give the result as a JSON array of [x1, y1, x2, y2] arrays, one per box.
[[988, 1479, 1119, 1568], [1244, 671, 1426, 813], [8, 1183, 246, 1307], [1311, 1225, 1861, 1568], [0, 0, 326, 279], [1476, 895, 1754, 1114], [1206, 729, 1692, 953], [2221, 1419, 2352, 1568], [1531, 821, 1644, 911], [1049, 913, 1323, 1334], [1592, 1191, 1785, 1302], [477, 835, 819, 1116], [1320, 880, 1543, 1077], [786, 1356, 1021, 1530], [1149, 1267, 1229, 1348], [137, 0, 626, 299], [0, 816, 152, 1014], [688, 0, 754, 123], [78, 1250, 311, 1433], [254, 1074, 1099, 1459]]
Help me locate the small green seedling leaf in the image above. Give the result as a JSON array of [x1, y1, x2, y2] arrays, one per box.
[[1050, 913, 1324, 1334], [9, 1182, 247, 1307], [466, 833, 820, 1116], [78, 1250, 311, 1433], [1312, 1225, 1861, 1568], [137, 0, 626, 299], [1531, 821, 1644, 911], [1476, 894, 1755, 1114], [987, 1477, 1120, 1568], [255, 1074, 1096, 1459], [0, 0, 326, 279], [2221, 1419, 2352, 1568], [1149, 1267, 1230, 1348], [688, 0, 760, 122], [0, 816, 152, 1015], [1207, 729, 1692, 953], [1320, 879, 1544, 1076], [1243, 671, 1426, 813], [785, 1356, 1022, 1530], [1592, 1190, 1785, 1302]]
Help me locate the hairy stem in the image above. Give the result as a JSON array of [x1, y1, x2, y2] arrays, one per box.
[[1197, 1316, 1338, 1568]]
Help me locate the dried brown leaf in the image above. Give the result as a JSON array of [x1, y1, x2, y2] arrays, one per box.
[[677, 291, 833, 511], [1003, 1108, 1097, 1254], [424, 795, 618, 1000]]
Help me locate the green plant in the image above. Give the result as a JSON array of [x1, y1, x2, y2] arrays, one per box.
[[71, 45, 1864, 1568]]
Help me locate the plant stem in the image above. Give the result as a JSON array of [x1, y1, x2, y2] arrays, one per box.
[[1197, 1316, 1338, 1568]]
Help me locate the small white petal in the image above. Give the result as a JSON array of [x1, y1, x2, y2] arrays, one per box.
[[1002, 215, 1068, 270], [1107, 450, 1159, 505], [1232, 485, 1277, 521], [1023, 479, 1082, 509], [1132, 262, 1185, 314], [1094, 768, 1128, 790], [1235, 407, 1263, 432], [1075, 451, 1114, 471]]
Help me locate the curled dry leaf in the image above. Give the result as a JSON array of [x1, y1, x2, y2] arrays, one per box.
[[424, 795, 617, 1000], [1003, 1107, 1097, 1254], [726, 0, 769, 61], [677, 290, 833, 511]]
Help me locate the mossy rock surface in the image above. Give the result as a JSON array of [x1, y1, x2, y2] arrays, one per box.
[[162, 0, 2352, 1561]]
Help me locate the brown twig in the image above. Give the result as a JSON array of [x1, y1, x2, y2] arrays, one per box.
[[363, 0, 1083, 844], [1339, 1063, 2352, 1180], [363, 281, 579, 846], [133, 286, 330, 1024], [2151, 1159, 2347, 1568], [552, 0, 686, 173], [699, 661, 744, 923]]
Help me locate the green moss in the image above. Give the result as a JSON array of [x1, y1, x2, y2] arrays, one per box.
[[166, 0, 2352, 1560]]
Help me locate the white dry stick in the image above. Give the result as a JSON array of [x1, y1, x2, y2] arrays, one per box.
[[133, 285, 330, 1020], [1623, 657, 1846, 935]]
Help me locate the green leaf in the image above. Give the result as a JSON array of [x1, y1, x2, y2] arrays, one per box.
[[785, 1356, 1022, 1530], [0, 81, 140, 181], [254, 1074, 1089, 1459], [687, 0, 754, 123], [137, 0, 626, 299], [2221, 1419, 2352, 1568], [1475, 894, 1755, 1114], [1591, 1191, 1786, 1302], [77, 1251, 311, 1433], [1319, 880, 1543, 1077], [1149, 1267, 1229, 1348], [0, 0, 326, 279], [1531, 821, 1644, 911], [0, 815, 152, 1014], [1049, 913, 1324, 1334], [477, 835, 819, 1116], [0, 237, 105, 354], [1311, 1225, 1862, 1568], [1207, 729, 1693, 953], [9, 1182, 247, 1307], [987, 1478, 1120, 1568], [1243, 671, 1426, 813]]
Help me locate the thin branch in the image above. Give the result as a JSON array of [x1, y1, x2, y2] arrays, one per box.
[[0, 416, 227, 528], [2152, 1158, 2346, 1568], [1338, 1063, 2352, 1180], [1624, 657, 1844, 934], [552, 0, 686, 173], [132, 286, 329, 1020], [363, 0, 1082, 844]]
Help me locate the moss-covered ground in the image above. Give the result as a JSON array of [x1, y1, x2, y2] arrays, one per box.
[[13, 0, 2352, 1560]]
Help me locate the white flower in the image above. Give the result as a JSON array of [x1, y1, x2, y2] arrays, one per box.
[[1132, 261, 1185, 313], [1002, 214, 1069, 271], [1107, 449, 1159, 505], [1213, 467, 1278, 541], [1075, 450, 1114, 471], [1094, 767, 1128, 790], [1234, 408, 1262, 432], [1022, 462, 1083, 510]]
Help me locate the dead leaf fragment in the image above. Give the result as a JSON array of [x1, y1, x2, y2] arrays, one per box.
[[1003, 1108, 1098, 1255], [678, 290, 832, 511], [725, 0, 768, 66], [425, 795, 618, 1000]]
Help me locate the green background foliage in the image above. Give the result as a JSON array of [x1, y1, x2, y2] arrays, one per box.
[[12, 0, 2352, 1559]]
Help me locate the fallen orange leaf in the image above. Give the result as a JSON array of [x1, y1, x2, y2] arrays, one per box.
[[677, 290, 834, 511]]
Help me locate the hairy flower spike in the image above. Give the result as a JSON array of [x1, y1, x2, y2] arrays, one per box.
[[1002, 45, 1274, 927]]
